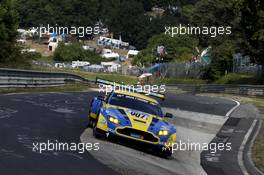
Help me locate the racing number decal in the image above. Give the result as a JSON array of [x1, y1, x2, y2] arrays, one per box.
[[130, 111, 148, 120]]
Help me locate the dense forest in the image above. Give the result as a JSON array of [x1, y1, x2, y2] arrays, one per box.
[[0, 0, 263, 78]]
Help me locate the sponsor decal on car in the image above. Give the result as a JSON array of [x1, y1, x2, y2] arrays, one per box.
[[127, 109, 149, 120]]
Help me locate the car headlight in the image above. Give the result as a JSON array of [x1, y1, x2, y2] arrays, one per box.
[[109, 116, 119, 124], [158, 130, 169, 136]]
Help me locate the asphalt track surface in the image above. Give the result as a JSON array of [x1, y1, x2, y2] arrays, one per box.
[[163, 94, 237, 116], [0, 91, 237, 175]]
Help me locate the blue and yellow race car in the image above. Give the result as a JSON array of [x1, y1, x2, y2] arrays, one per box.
[[88, 79, 176, 156]]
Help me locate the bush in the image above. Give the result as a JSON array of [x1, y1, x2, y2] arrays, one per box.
[[54, 42, 104, 64], [0, 47, 40, 69], [200, 65, 222, 82]]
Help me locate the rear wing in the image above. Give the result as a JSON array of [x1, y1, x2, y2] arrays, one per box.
[[96, 78, 165, 100]]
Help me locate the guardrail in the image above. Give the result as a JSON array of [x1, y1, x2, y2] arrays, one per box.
[[0, 68, 263, 97], [166, 84, 264, 97], [0, 68, 93, 88]]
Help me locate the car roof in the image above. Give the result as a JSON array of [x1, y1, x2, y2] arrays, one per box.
[[113, 90, 159, 104]]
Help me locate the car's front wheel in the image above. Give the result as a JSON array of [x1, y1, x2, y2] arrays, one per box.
[[93, 121, 107, 139], [157, 147, 172, 158], [87, 113, 96, 128]]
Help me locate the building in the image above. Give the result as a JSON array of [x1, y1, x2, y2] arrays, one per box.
[[101, 61, 121, 72], [97, 36, 129, 49]]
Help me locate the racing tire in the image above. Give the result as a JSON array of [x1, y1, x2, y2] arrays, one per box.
[[87, 99, 95, 127], [159, 147, 172, 158], [93, 121, 106, 139], [87, 113, 95, 128]]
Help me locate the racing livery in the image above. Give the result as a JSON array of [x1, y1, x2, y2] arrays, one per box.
[[88, 79, 177, 156]]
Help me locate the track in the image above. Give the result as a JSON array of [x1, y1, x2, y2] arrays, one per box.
[[0, 91, 237, 175]]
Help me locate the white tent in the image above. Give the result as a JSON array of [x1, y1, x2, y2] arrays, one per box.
[[126, 50, 139, 59], [101, 53, 120, 59], [138, 73, 152, 79], [72, 61, 90, 68]]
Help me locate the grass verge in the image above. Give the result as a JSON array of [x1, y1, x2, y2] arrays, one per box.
[[0, 84, 91, 94], [33, 66, 210, 85], [32, 66, 138, 84], [214, 73, 264, 85], [154, 78, 207, 84], [252, 107, 264, 173]]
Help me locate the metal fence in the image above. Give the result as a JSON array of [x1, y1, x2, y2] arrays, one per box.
[[233, 65, 263, 76], [148, 62, 204, 78], [166, 84, 264, 97]]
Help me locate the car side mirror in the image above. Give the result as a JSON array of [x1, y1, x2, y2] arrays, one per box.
[[98, 95, 105, 101], [165, 113, 173, 118]]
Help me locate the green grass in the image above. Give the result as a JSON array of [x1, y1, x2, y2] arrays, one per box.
[[35, 67, 206, 85], [154, 78, 207, 84], [214, 73, 264, 85], [74, 71, 138, 84], [32, 66, 138, 84], [0, 62, 32, 69], [253, 122, 264, 172], [31, 66, 264, 86], [36, 56, 54, 63], [0, 84, 90, 94], [252, 108, 264, 173]]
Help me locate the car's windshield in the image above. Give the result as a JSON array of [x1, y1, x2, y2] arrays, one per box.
[[108, 93, 163, 117]]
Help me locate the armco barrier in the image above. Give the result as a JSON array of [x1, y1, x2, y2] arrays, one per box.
[[0, 68, 93, 88], [0, 68, 263, 97], [166, 84, 264, 97]]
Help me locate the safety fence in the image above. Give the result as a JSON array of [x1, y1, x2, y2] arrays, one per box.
[[166, 84, 264, 97]]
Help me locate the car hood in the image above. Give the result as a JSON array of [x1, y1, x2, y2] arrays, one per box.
[[101, 104, 176, 134]]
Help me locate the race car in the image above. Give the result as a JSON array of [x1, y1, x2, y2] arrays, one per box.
[[88, 79, 176, 156]]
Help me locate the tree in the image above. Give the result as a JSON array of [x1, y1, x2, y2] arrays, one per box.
[[104, 0, 145, 47], [16, 0, 174, 49], [98, 0, 168, 49], [202, 40, 236, 80], [133, 34, 199, 66], [233, 0, 264, 74], [17, 0, 100, 27], [143, 0, 153, 11], [0, 0, 19, 64], [0, 0, 40, 68], [181, 0, 236, 47], [54, 42, 104, 64], [178, 0, 245, 79]]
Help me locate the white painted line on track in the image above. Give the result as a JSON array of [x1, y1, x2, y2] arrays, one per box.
[[238, 119, 258, 175], [226, 99, 240, 117], [247, 119, 264, 175]]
